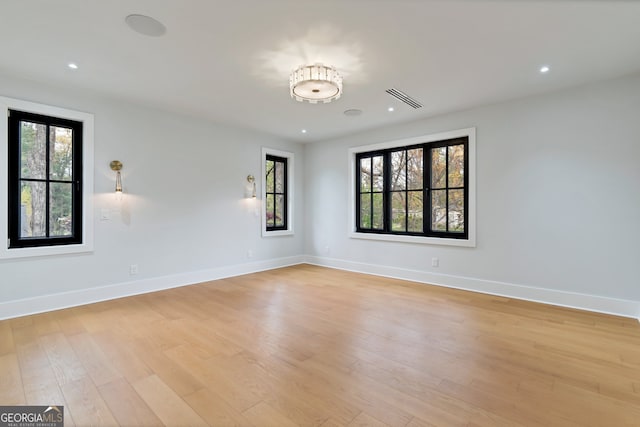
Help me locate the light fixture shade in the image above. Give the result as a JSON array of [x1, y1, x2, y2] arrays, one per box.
[[110, 160, 123, 194], [290, 63, 342, 104], [247, 175, 256, 198], [115, 171, 122, 193]]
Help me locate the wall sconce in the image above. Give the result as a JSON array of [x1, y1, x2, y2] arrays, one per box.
[[247, 175, 256, 198], [110, 160, 123, 195]]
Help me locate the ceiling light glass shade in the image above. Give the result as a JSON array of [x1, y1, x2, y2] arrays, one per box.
[[290, 63, 342, 104]]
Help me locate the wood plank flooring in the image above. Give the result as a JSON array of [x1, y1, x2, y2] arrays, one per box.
[[1, 264, 640, 426]]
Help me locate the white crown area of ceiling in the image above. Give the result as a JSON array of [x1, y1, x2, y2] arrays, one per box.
[[1, 0, 639, 143]]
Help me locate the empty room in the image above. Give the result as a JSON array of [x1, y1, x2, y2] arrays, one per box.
[[1, 1, 639, 426]]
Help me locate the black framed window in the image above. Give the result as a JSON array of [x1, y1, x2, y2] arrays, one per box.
[[356, 136, 468, 239], [8, 110, 83, 248], [265, 154, 287, 231]]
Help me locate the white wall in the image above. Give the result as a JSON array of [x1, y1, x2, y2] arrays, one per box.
[[2, 71, 639, 319], [0, 74, 304, 305], [304, 73, 640, 309]]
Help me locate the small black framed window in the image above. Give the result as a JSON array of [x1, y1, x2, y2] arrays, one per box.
[[7, 110, 83, 248], [265, 154, 288, 231], [356, 136, 468, 239]]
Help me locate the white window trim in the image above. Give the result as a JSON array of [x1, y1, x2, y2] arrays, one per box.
[[0, 96, 94, 259], [348, 127, 476, 247], [261, 147, 294, 237]]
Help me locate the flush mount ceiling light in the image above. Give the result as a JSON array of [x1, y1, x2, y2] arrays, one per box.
[[125, 14, 166, 37], [290, 63, 342, 104]]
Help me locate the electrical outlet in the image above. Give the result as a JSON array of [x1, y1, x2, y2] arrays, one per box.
[[431, 257, 439, 267], [129, 264, 139, 275], [247, 250, 254, 259]]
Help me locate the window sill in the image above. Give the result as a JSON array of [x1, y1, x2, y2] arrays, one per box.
[[348, 231, 475, 247], [262, 229, 294, 238], [0, 242, 94, 260]]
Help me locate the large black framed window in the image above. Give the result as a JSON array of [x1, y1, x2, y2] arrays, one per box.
[[8, 110, 83, 248], [356, 136, 468, 239], [265, 154, 288, 231]]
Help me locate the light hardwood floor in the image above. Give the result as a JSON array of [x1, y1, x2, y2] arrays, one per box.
[[1, 264, 640, 426]]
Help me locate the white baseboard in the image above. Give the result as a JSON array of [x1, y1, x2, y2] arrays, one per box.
[[0, 255, 305, 321], [304, 255, 640, 320], [2, 255, 639, 322]]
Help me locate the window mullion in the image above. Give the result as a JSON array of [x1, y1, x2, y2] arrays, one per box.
[[45, 123, 51, 238], [274, 162, 278, 227], [403, 150, 408, 233], [425, 145, 431, 236], [383, 152, 390, 233], [445, 145, 449, 233], [369, 156, 373, 230]]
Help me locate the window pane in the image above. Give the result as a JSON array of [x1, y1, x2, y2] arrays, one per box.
[[391, 150, 406, 190], [20, 121, 47, 179], [360, 193, 371, 228], [275, 161, 285, 193], [372, 193, 384, 230], [431, 146, 446, 189], [431, 190, 447, 231], [275, 195, 285, 226], [50, 182, 73, 236], [372, 156, 384, 191], [448, 189, 465, 233], [448, 144, 464, 188], [266, 160, 274, 192], [21, 181, 47, 238], [266, 194, 275, 227], [391, 192, 406, 232], [50, 126, 73, 181], [407, 191, 423, 233], [360, 158, 371, 192], [407, 148, 423, 190]]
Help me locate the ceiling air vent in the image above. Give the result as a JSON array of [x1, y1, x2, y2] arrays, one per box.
[[385, 88, 423, 109]]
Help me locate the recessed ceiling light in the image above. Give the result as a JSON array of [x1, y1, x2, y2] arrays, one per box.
[[67, 63, 78, 70], [344, 109, 363, 117], [301, 129, 307, 134], [388, 107, 395, 112], [540, 65, 550, 73], [125, 14, 167, 37]]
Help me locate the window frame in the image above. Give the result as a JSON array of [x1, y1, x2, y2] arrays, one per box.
[[349, 128, 476, 247], [0, 96, 94, 259], [8, 109, 84, 248], [261, 147, 294, 237], [265, 154, 288, 232]]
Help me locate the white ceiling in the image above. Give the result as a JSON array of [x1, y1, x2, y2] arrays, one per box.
[[1, 0, 639, 143]]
